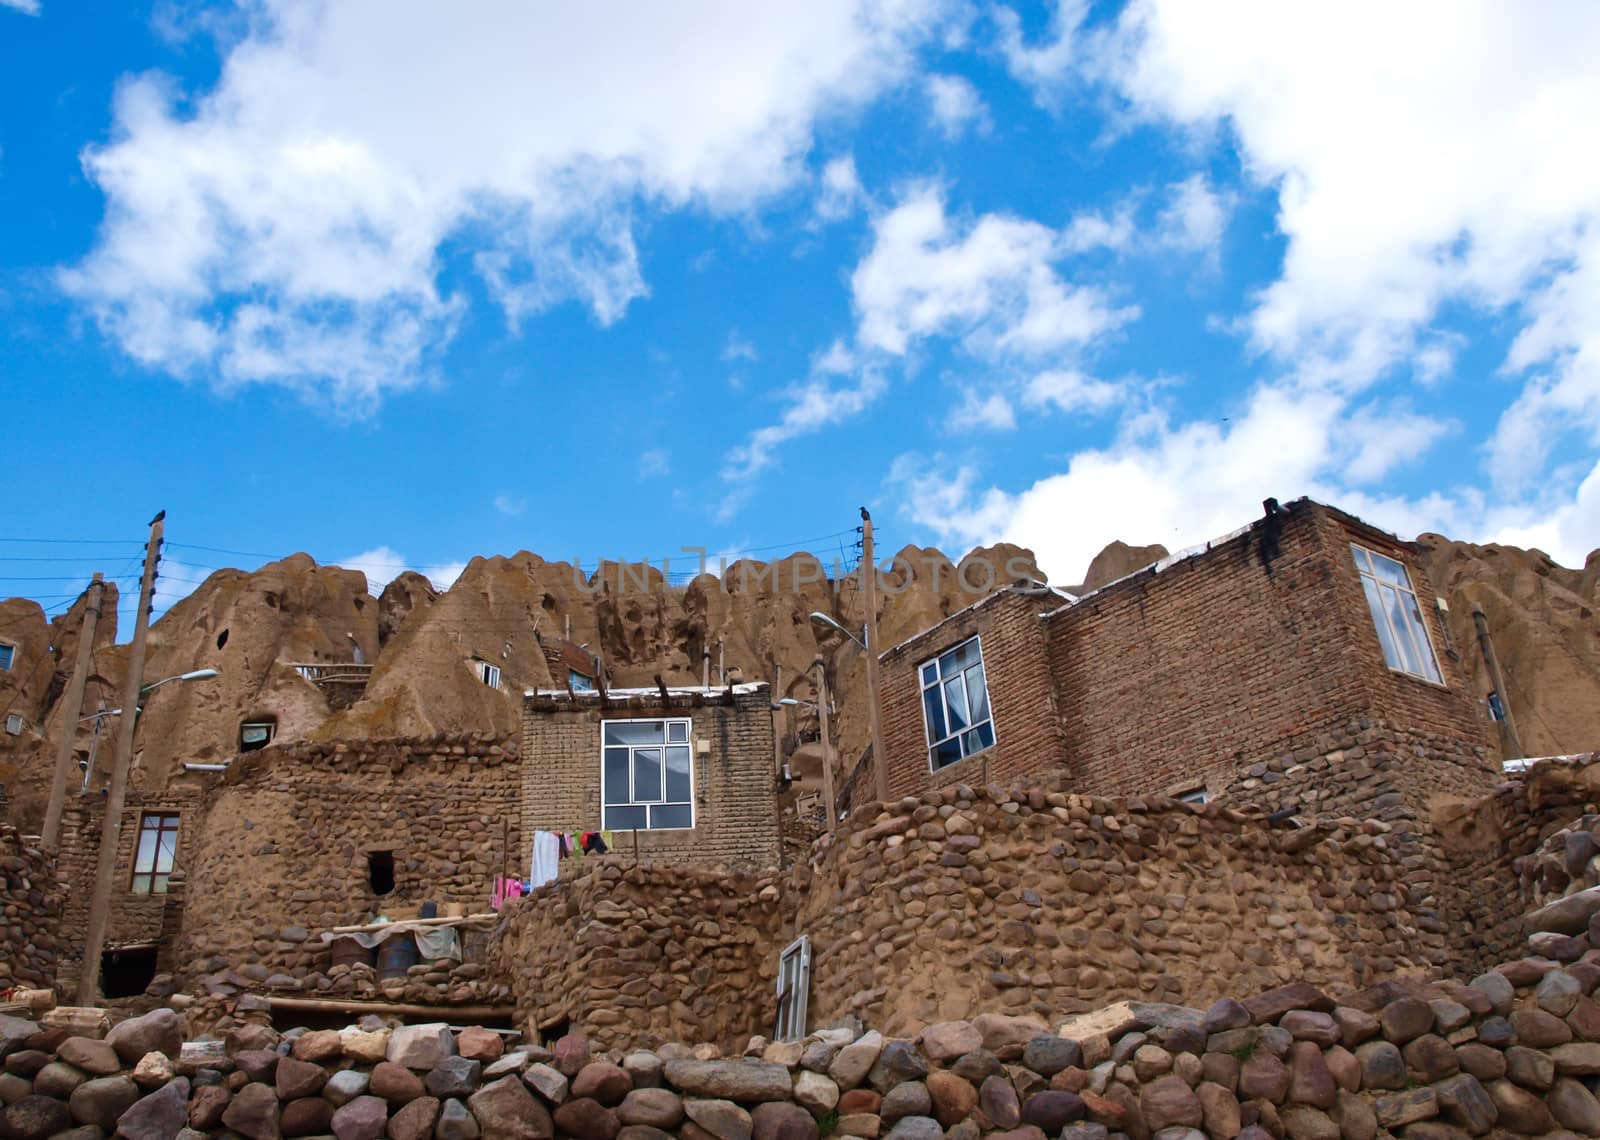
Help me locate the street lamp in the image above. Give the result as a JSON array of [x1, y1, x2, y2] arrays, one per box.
[[808, 612, 866, 651], [809, 610, 887, 806], [140, 668, 219, 694]]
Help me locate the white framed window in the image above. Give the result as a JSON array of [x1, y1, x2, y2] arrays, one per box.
[[774, 935, 811, 1043], [920, 635, 996, 771], [569, 669, 595, 692], [131, 813, 179, 895], [239, 721, 275, 752], [478, 661, 501, 688], [1351, 545, 1443, 684], [601, 718, 694, 831], [0, 640, 14, 671], [5, 713, 23, 735], [1176, 786, 1210, 805]]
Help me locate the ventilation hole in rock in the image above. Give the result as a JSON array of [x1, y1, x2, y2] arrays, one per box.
[[101, 946, 158, 999], [541, 1016, 571, 1046], [353, 597, 365, 611], [368, 850, 395, 895], [216, 629, 229, 650]]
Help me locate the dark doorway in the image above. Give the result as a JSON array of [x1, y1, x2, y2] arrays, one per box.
[[101, 945, 158, 999], [368, 850, 395, 895]]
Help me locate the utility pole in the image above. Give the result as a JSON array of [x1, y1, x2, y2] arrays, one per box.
[[1472, 606, 1527, 761], [41, 573, 105, 850], [77, 512, 163, 1005], [860, 508, 889, 803], [814, 657, 837, 834]]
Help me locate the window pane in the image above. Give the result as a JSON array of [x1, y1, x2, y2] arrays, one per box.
[[922, 688, 947, 745], [604, 748, 631, 805], [1397, 595, 1442, 682], [154, 830, 178, 873], [940, 639, 978, 674], [634, 747, 662, 803], [665, 747, 692, 801], [943, 675, 970, 732], [0, 644, 12, 670], [131, 873, 151, 895], [1350, 545, 1372, 574], [152, 873, 170, 895], [569, 670, 594, 692], [605, 721, 664, 746], [920, 662, 939, 687], [604, 805, 647, 831], [931, 737, 962, 770], [134, 828, 160, 874], [650, 803, 693, 830], [1368, 551, 1410, 587], [965, 663, 989, 723], [667, 721, 689, 743], [1360, 577, 1404, 671], [1383, 587, 1424, 676], [974, 720, 995, 750]]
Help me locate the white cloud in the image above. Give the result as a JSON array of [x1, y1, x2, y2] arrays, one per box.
[[1155, 174, 1229, 257], [493, 492, 526, 517], [953, 390, 1017, 431], [721, 330, 758, 363], [852, 184, 1137, 357], [340, 546, 464, 592], [923, 74, 989, 138], [1, 0, 40, 13], [815, 155, 867, 223], [65, 0, 953, 412], [1060, 203, 1137, 254], [995, 0, 1087, 102], [639, 449, 671, 478], [1022, 368, 1123, 414], [1340, 402, 1454, 484]]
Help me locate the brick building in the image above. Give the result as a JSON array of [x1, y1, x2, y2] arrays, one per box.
[[879, 497, 1494, 807], [521, 683, 779, 871]]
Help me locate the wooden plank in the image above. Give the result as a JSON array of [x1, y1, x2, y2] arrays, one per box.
[[325, 914, 497, 935], [267, 996, 514, 1021]]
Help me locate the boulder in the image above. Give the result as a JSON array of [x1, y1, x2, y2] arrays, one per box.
[[187, 1085, 231, 1130], [1433, 1073, 1497, 1136], [221, 1081, 282, 1140], [290, 1030, 343, 1064], [751, 1101, 819, 1140], [34, 1060, 89, 1098], [980, 1075, 1021, 1129], [881, 1117, 942, 1140], [1504, 1046, 1554, 1091], [1, 1094, 71, 1140], [107, 1011, 183, 1065], [1486, 1079, 1555, 1135], [329, 1094, 388, 1140], [1550, 1041, 1600, 1075], [1279, 1104, 1339, 1140], [866, 1044, 927, 1095], [572, 1063, 632, 1106], [325, 1069, 371, 1107], [1400, 1035, 1459, 1083], [554, 1035, 593, 1079], [1377, 999, 1434, 1045], [524, 1062, 569, 1104], [1354, 1041, 1406, 1090], [69, 1075, 141, 1130], [436, 1097, 480, 1140], [618, 1088, 684, 1129], [663, 1061, 793, 1103], [384, 1095, 441, 1140], [1329, 1090, 1376, 1140], [1243, 985, 1333, 1025], [1139, 1075, 1200, 1132], [973, 1014, 1049, 1061], [1549, 1076, 1600, 1135], [456, 1029, 504, 1065], [826, 1034, 882, 1091], [622, 1053, 663, 1089], [1195, 1082, 1240, 1139], [1238, 1053, 1289, 1103], [131, 1050, 177, 1090], [467, 1075, 554, 1139], [387, 1025, 456, 1072], [919, 1023, 981, 1064], [924, 1072, 975, 1128], [59, 1037, 122, 1076], [343, 1031, 391, 1065], [280, 1095, 335, 1137], [684, 1098, 752, 1140], [879, 1082, 930, 1123], [371, 1062, 426, 1104], [1286, 1042, 1335, 1108], [1374, 1088, 1437, 1130], [235, 1049, 281, 1084], [274, 1057, 328, 1101], [1021, 1090, 1085, 1132], [425, 1057, 482, 1099], [554, 1097, 621, 1140]]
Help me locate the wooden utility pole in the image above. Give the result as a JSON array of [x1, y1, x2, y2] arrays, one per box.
[[42, 574, 105, 850], [77, 513, 163, 1005], [860, 508, 888, 803], [814, 658, 837, 834], [1472, 606, 1527, 761]]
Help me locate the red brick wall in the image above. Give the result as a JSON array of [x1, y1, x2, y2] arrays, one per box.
[[878, 591, 1065, 799]]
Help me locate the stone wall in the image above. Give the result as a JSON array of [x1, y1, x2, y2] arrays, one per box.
[[0, 822, 64, 990], [490, 858, 785, 1052], [787, 773, 1435, 1041], [170, 734, 520, 978], [522, 686, 780, 871]]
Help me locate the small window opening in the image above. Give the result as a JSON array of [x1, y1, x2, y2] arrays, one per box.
[[569, 669, 594, 692], [216, 629, 229, 650], [774, 935, 812, 1043], [100, 946, 159, 999], [1176, 786, 1210, 805], [240, 718, 276, 752], [368, 850, 395, 895], [0, 640, 15, 671], [478, 661, 501, 688], [5, 714, 23, 736]]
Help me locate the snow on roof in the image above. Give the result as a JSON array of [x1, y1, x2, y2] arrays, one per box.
[[524, 682, 768, 699]]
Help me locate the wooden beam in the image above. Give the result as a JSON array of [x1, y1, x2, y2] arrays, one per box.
[[267, 996, 513, 1021]]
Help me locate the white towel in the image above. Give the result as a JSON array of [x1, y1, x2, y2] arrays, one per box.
[[530, 830, 561, 888]]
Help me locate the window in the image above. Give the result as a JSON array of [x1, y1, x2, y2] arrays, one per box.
[[0, 641, 13, 671], [239, 721, 275, 752], [601, 718, 694, 831], [4, 714, 22, 736], [1351, 545, 1443, 684], [774, 936, 811, 1043], [131, 813, 179, 895], [569, 669, 595, 693], [478, 661, 501, 688], [367, 850, 394, 895], [1176, 786, 1210, 805], [920, 635, 996, 771]]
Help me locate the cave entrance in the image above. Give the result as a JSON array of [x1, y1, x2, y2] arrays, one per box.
[[101, 944, 159, 999], [368, 850, 395, 896]]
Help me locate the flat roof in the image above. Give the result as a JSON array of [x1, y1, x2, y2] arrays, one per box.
[[524, 682, 768, 699]]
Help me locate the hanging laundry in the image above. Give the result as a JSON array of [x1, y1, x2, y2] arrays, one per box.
[[581, 830, 609, 855], [530, 830, 561, 888]]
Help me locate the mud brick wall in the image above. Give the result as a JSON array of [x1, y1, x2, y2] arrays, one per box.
[[787, 772, 1435, 1041], [0, 822, 64, 989], [879, 590, 1064, 799], [52, 785, 207, 988], [490, 858, 784, 1051], [522, 687, 779, 871], [1048, 501, 1490, 801], [171, 734, 520, 977]]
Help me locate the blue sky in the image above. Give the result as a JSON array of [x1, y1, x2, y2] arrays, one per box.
[[3, 1, 1598, 628]]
